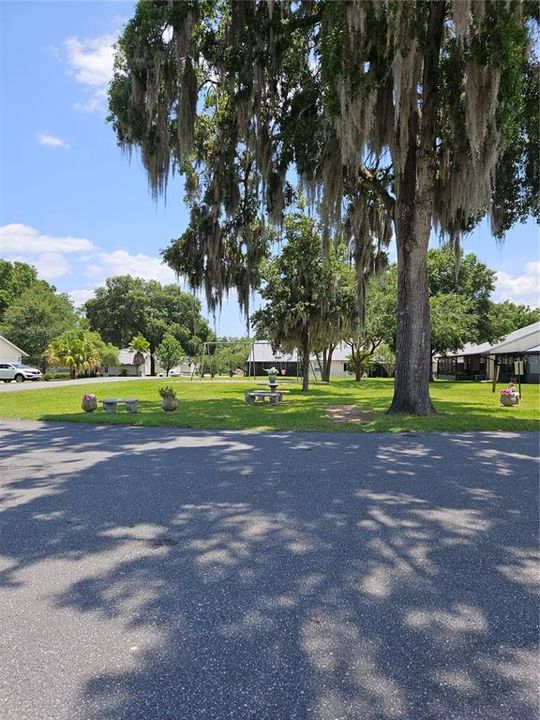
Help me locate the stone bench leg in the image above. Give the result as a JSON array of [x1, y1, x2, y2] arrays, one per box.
[[103, 403, 117, 414], [245, 394, 256, 405], [269, 394, 280, 405], [126, 401, 139, 413]]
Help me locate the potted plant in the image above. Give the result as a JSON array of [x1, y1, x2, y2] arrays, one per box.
[[159, 385, 178, 412], [500, 384, 519, 407], [81, 393, 97, 413], [264, 366, 279, 385]]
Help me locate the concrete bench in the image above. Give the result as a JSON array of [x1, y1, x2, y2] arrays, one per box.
[[102, 398, 139, 414], [245, 391, 289, 406]]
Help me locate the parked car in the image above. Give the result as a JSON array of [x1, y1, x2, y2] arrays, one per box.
[[157, 368, 185, 377], [0, 362, 42, 382]]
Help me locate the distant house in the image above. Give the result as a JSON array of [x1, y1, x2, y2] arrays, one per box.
[[0, 335, 28, 363], [246, 342, 299, 377], [436, 322, 540, 383], [103, 348, 152, 377], [245, 341, 351, 379]]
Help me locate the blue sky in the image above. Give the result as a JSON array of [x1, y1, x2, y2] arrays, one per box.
[[0, 0, 538, 336]]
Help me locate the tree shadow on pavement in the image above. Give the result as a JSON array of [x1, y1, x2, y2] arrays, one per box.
[[0, 422, 538, 720]]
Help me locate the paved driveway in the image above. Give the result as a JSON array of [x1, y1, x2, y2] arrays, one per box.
[[0, 420, 538, 720], [0, 376, 153, 393]]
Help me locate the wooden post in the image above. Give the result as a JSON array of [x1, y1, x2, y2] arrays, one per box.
[[491, 359, 500, 393]]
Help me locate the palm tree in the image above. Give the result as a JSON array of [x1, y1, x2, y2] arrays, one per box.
[[44, 330, 102, 379], [129, 334, 150, 376]]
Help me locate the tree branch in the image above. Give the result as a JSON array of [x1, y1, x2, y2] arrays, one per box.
[[357, 165, 396, 217], [285, 10, 323, 32]]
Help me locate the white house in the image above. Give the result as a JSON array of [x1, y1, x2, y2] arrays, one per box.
[[246, 340, 352, 378], [319, 343, 351, 378], [103, 348, 152, 377], [0, 334, 28, 363]]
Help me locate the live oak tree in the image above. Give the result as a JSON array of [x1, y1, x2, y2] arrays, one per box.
[[84, 276, 213, 374], [109, 0, 538, 414]]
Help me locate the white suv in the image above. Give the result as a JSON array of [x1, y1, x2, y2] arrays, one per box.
[[0, 362, 42, 382]]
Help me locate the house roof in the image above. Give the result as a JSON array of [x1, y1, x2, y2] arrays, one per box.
[[0, 334, 28, 357], [247, 341, 298, 363], [488, 322, 540, 354], [439, 321, 540, 358]]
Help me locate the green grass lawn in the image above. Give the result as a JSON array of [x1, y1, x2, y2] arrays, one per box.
[[0, 377, 538, 433]]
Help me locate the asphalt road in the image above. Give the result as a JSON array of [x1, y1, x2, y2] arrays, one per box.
[[0, 420, 538, 720]]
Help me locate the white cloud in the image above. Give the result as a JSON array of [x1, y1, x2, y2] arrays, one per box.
[[69, 289, 95, 307], [37, 132, 70, 149], [89, 250, 177, 285], [74, 87, 108, 114], [64, 34, 116, 86], [1, 223, 178, 296], [84, 264, 103, 278], [34, 252, 72, 280], [63, 33, 116, 113], [0, 224, 95, 254], [494, 261, 540, 307], [3, 252, 71, 281]]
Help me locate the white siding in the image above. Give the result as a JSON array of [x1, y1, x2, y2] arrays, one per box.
[[0, 336, 26, 363]]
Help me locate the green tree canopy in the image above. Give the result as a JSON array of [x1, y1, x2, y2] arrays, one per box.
[[44, 329, 114, 379], [1, 284, 78, 370], [0, 260, 55, 321], [429, 294, 477, 357], [427, 246, 496, 343], [488, 300, 540, 337], [155, 334, 185, 376], [96, 340, 120, 368], [346, 266, 397, 381], [129, 334, 151, 353], [213, 340, 251, 377], [84, 276, 213, 374]]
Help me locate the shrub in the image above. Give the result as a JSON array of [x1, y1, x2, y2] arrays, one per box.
[[159, 385, 177, 400]]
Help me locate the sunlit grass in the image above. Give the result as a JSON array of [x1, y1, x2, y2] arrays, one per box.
[[0, 377, 538, 433]]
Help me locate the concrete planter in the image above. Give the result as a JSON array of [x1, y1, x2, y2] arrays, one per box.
[[161, 397, 178, 412], [500, 394, 519, 407], [81, 396, 97, 413]]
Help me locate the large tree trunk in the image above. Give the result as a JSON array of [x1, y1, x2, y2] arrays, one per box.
[[150, 352, 156, 376], [301, 335, 310, 392], [388, 1, 443, 416], [389, 198, 436, 414]]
